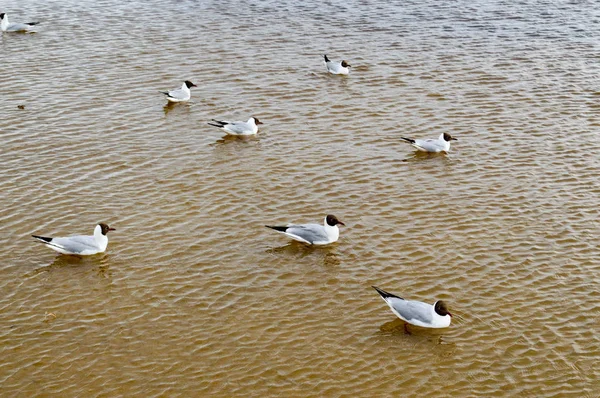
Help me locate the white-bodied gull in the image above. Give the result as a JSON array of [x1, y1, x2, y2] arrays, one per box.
[[0, 12, 39, 32], [400, 133, 457, 153], [32, 223, 116, 255], [324, 54, 351, 75], [372, 286, 452, 331], [266, 214, 344, 245], [208, 117, 263, 136], [160, 80, 197, 103]]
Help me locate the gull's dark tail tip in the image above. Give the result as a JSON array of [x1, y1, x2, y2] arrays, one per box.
[[400, 137, 415, 144], [372, 286, 404, 300], [265, 225, 287, 232], [324, 54, 330, 62], [25, 22, 40, 26], [32, 235, 52, 243]]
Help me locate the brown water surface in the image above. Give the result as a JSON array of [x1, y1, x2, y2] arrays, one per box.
[[1, 1, 600, 396]]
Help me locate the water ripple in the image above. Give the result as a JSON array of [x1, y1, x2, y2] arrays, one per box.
[[1, 0, 600, 396]]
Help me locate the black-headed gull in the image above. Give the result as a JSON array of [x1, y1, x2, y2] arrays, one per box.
[[160, 80, 197, 103], [0, 13, 39, 32], [372, 286, 452, 331], [324, 54, 351, 75], [208, 117, 263, 136], [32, 223, 116, 255], [266, 215, 345, 245], [400, 133, 457, 153]]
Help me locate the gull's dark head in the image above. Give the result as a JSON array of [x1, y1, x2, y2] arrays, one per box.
[[326, 214, 345, 227], [0, 13, 5, 20], [252, 117, 263, 125], [98, 223, 116, 236], [184, 80, 197, 88], [341, 60, 351, 68], [443, 133, 457, 142], [434, 300, 452, 317]]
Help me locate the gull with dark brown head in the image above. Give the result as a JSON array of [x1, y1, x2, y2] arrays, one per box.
[[0, 13, 40, 32], [32, 223, 116, 255], [400, 132, 457, 153], [324, 54, 351, 75], [266, 215, 345, 245], [372, 286, 452, 330], [208, 117, 263, 136], [160, 80, 197, 103]]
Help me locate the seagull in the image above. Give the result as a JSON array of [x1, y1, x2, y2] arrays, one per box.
[[160, 80, 197, 103], [400, 133, 457, 153], [0, 13, 40, 32], [324, 54, 351, 75], [372, 286, 452, 331], [265, 215, 345, 245], [32, 223, 116, 255], [207, 117, 263, 136]]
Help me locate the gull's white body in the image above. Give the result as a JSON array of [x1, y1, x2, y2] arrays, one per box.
[[210, 117, 260, 136], [1, 13, 38, 32], [162, 82, 192, 102], [32, 224, 111, 255]]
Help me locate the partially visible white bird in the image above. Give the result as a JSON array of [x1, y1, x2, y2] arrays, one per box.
[[266, 215, 345, 245], [0, 12, 40, 32], [32, 223, 116, 255], [324, 54, 351, 75], [208, 117, 263, 136], [372, 286, 452, 330], [160, 80, 197, 103], [400, 133, 458, 153]]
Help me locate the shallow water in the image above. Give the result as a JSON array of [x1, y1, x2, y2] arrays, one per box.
[[1, 0, 600, 396]]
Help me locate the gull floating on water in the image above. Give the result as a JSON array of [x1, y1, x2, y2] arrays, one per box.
[[160, 80, 197, 103], [400, 133, 457, 153], [372, 286, 452, 330], [266, 215, 344, 245], [0, 12, 40, 32], [32, 223, 116, 255], [324, 54, 351, 75], [208, 117, 263, 136]]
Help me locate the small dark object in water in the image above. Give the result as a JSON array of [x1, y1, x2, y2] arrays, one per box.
[[17, 105, 25, 109]]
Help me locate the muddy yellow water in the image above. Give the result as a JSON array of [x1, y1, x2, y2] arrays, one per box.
[[1, 0, 599, 396]]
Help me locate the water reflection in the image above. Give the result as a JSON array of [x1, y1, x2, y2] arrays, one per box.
[[209, 134, 261, 147], [25, 253, 113, 279], [401, 150, 452, 162], [376, 318, 449, 344], [265, 241, 341, 267], [163, 101, 191, 116]]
